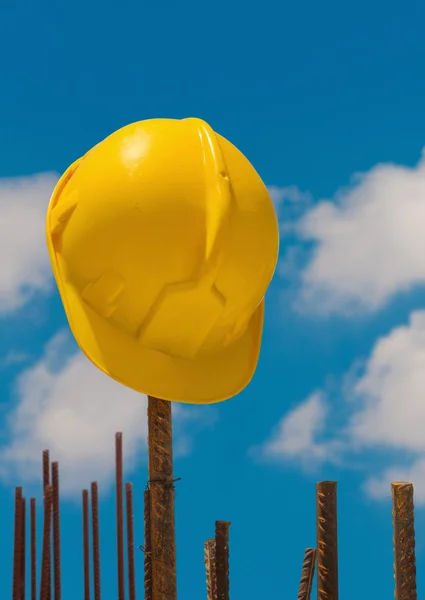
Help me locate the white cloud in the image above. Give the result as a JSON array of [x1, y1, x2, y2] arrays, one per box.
[[0, 173, 58, 314], [268, 185, 312, 236], [268, 186, 287, 207], [268, 185, 311, 208], [347, 310, 425, 503], [348, 311, 425, 451], [260, 392, 330, 464], [365, 459, 425, 501], [0, 331, 214, 498], [286, 150, 425, 315], [257, 310, 425, 503], [0, 350, 29, 368]]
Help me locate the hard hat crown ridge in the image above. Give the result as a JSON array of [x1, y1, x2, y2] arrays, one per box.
[[46, 117, 279, 403]]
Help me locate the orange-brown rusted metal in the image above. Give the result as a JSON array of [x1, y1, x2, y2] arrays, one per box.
[[316, 481, 338, 600], [147, 396, 177, 600], [297, 548, 317, 600], [392, 482, 417, 600]]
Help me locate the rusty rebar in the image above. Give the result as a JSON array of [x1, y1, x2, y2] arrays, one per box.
[[51, 463, 61, 600], [204, 539, 218, 600], [125, 483, 136, 600], [21, 496, 26, 600], [12, 487, 23, 600], [42, 451, 51, 600], [392, 482, 417, 600], [298, 548, 317, 600], [82, 490, 90, 600], [147, 396, 177, 600], [115, 432, 125, 600], [316, 481, 338, 600], [215, 521, 230, 600], [42, 452, 50, 490], [144, 489, 153, 600], [40, 485, 53, 600], [91, 482, 101, 600], [30, 499, 36, 600]]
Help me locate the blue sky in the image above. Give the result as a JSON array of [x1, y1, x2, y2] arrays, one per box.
[[1, 0, 425, 598]]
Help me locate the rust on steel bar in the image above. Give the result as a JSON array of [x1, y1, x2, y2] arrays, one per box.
[[51, 463, 61, 600], [40, 485, 53, 600], [125, 483, 136, 600], [12, 486, 23, 600], [42, 451, 50, 490], [42, 451, 51, 600], [147, 396, 177, 600], [392, 482, 417, 600], [316, 481, 338, 600], [204, 539, 218, 600], [297, 548, 317, 600], [143, 489, 153, 600], [30, 498, 36, 600], [115, 432, 125, 600], [91, 482, 101, 600], [215, 521, 231, 600], [82, 490, 90, 600], [21, 496, 26, 600]]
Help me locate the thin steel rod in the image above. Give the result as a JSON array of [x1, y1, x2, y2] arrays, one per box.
[[40, 485, 53, 600], [42, 451, 51, 600], [115, 432, 125, 600], [297, 548, 317, 600], [143, 490, 153, 600], [215, 521, 230, 600], [82, 490, 90, 600], [91, 482, 101, 600], [316, 481, 338, 600], [12, 487, 23, 600], [30, 498, 36, 600], [147, 396, 177, 600], [125, 483, 136, 600], [42, 451, 50, 490], [51, 463, 61, 600], [21, 496, 26, 600], [392, 482, 417, 600]]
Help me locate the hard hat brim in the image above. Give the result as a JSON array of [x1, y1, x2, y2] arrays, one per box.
[[49, 248, 264, 404]]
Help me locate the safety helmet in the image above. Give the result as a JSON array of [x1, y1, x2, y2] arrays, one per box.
[[46, 118, 279, 403]]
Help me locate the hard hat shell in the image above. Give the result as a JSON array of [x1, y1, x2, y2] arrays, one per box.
[[46, 118, 279, 403]]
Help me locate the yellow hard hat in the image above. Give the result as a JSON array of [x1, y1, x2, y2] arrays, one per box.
[[46, 118, 279, 404]]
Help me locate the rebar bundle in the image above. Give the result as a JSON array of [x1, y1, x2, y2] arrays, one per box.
[[8, 435, 420, 600]]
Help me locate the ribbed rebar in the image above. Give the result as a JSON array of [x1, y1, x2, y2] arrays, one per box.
[[298, 548, 317, 600], [204, 539, 218, 600], [215, 521, 230, 600], [91, 482, 101, 600], [12, 487, 23, 600], [144, 489, 153, 600], [21, 496, 26, 600], [42, 452, 50, 600], [147, 396, 177, 600], [51, 463, 61, 600], [316, 481, 338, 600], [30, 498, 36, 600], [125, 483, 136, 600], [40, 485, 52, 600], [82, 490, 90, 600], [392, 482, 417, 600], [42, 452, 50, 490], [115, 432, 125, 600]]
